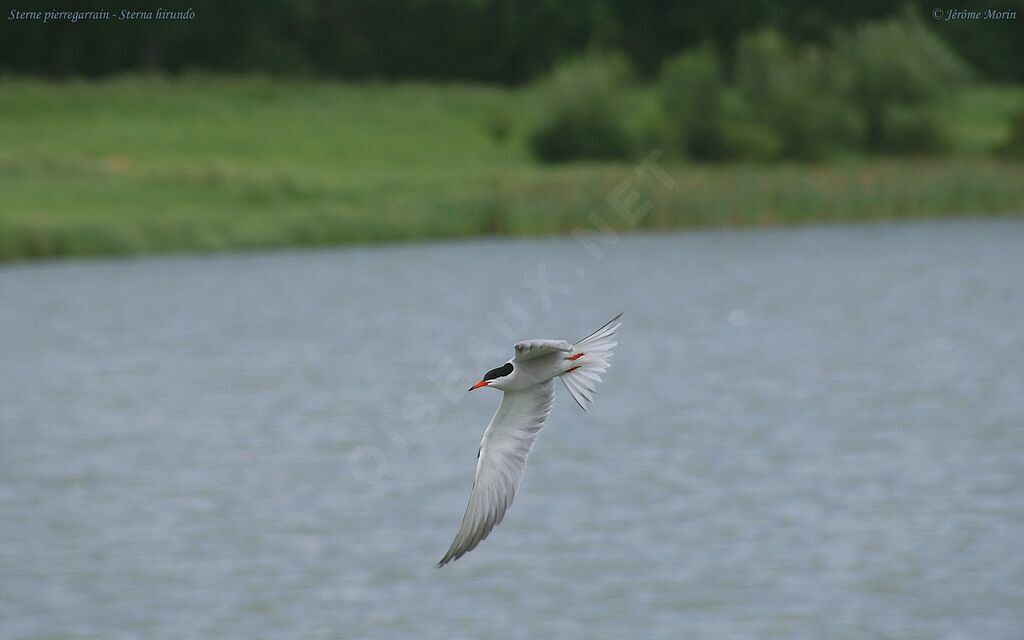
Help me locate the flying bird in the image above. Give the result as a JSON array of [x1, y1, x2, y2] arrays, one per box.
[[437, 313, 622, 567]]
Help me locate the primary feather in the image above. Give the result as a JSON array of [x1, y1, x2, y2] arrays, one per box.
[[437, 380, 555, 567]]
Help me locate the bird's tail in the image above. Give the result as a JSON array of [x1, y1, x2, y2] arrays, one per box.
[[560, 313, 622, 412]]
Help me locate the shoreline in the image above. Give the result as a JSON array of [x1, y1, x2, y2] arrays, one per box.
[[2, 209, 1021, 266], [2, 77, 1023, 262]]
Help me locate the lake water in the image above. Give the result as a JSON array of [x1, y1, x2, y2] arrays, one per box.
[[2, 219, 1023, 639]]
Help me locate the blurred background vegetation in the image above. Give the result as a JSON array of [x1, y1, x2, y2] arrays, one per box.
[[1, 0, 1023, 260]]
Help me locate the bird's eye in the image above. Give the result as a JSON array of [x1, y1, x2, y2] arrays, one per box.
[[482, 362, 513, 381]]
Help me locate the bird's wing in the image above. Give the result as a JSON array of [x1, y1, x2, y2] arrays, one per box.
[[437, 379, 556, 567], [513, 339, 572, 361]]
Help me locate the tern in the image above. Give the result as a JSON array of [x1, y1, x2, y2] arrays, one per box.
[[437, 313, 622, 567]]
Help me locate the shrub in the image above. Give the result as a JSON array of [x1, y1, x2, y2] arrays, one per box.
[[659, 45, 727, 160], [878, 105, 949, 154], [734, 29, 790, 112], [735, 30, 863, 161], [833, 10, 972, 150], [717, 111, 785, 161], [528, 53, 635, 162]]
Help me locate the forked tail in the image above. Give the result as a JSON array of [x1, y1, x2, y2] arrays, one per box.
[[559, 313, 622, 412]]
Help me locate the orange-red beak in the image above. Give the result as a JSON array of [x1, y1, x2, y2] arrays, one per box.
[[469, 380, 490, 391]]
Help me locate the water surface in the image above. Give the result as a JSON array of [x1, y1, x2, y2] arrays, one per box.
[[2, 219, 1023, 639]]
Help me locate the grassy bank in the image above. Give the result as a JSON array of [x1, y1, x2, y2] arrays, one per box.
[[1, 75, 1023, 261]]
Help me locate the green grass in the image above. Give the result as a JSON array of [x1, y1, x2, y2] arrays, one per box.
[[1, 75, 1023, 261]]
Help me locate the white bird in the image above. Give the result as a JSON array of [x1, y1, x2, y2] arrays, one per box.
[[437, 313, 622, 567]]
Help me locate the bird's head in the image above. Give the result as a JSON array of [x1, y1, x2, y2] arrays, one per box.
[[469, 362, 514, 391]]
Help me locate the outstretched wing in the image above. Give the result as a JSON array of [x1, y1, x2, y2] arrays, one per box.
[[513, 339, 572, 361], [437, 379, 555, 567]]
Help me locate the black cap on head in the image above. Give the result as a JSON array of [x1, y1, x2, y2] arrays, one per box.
[[482, 362, 513, 381]]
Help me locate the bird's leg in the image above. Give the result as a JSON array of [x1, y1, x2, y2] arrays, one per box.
[[563, 352, 585, 373]]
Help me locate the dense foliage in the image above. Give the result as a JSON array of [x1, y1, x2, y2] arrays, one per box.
[[528, 54, 634, 162], [0, 0, 1020, 82], [531, 12, 974, 162]]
